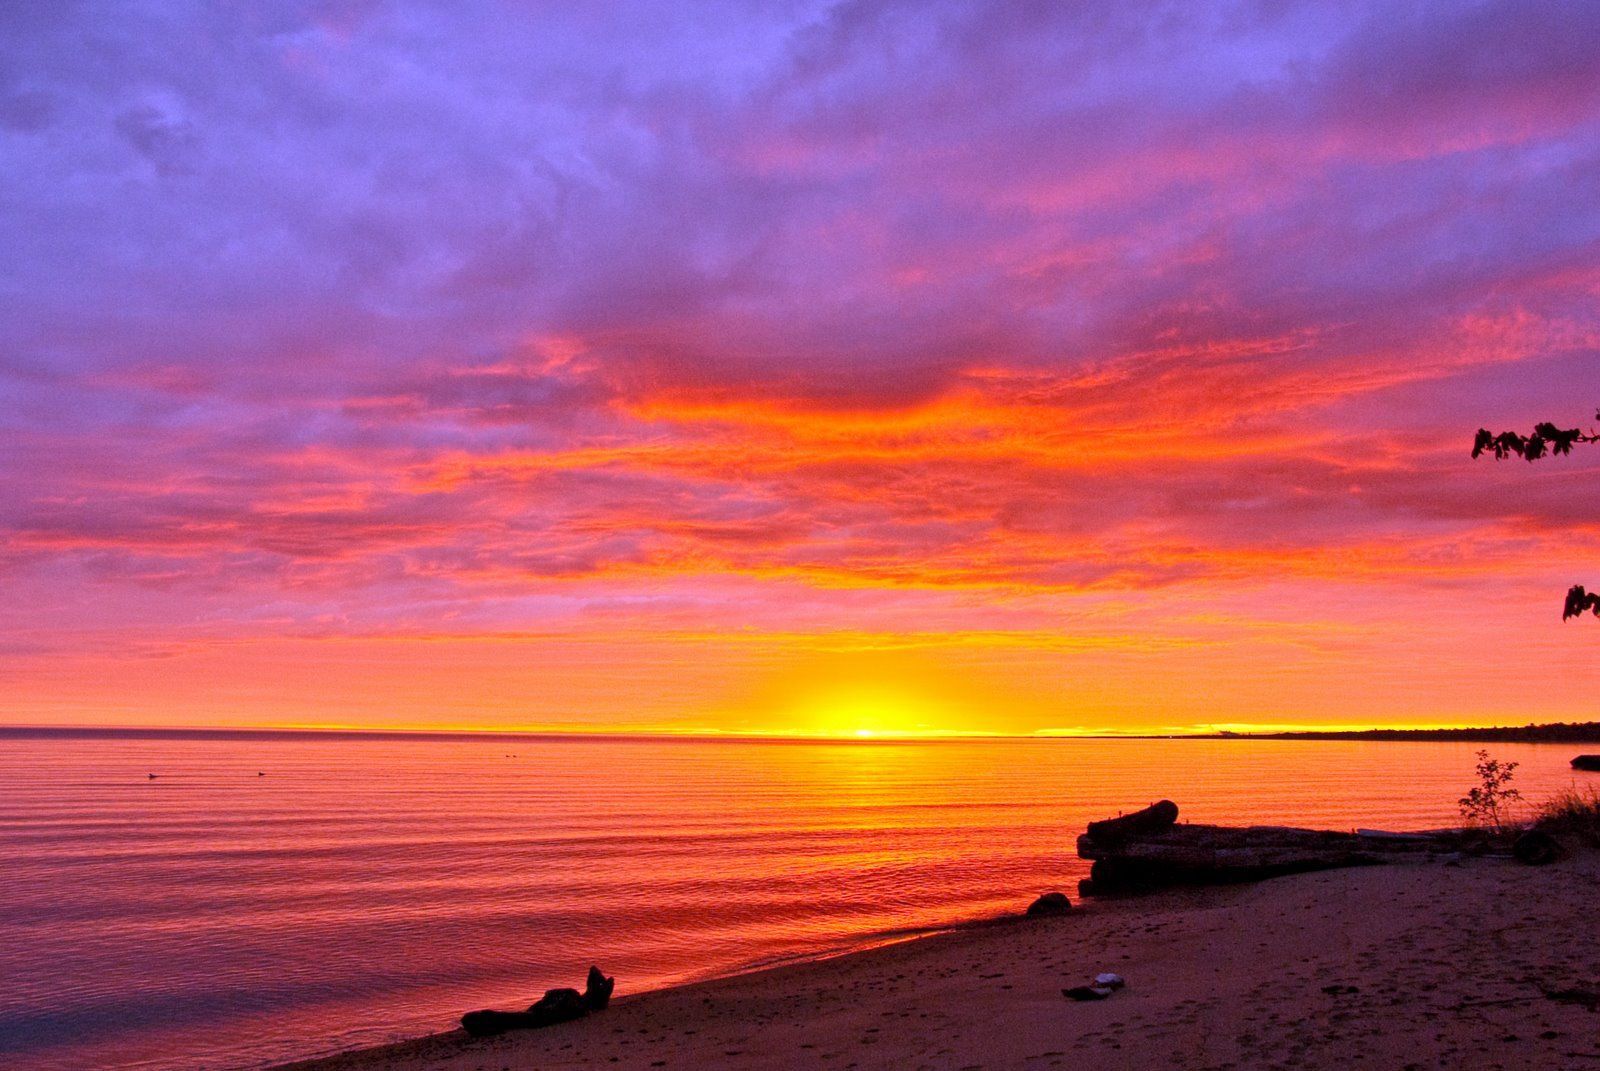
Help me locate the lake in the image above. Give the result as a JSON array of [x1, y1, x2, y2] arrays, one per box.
[[0, 729, 1588, 1070]]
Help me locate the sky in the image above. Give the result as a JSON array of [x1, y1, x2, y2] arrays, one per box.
[[2, 0, 1599, 735]]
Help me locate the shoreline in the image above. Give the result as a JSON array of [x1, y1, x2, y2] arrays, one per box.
[[268, 910, 1034, 1069], [274, 847, 1600, 1071]]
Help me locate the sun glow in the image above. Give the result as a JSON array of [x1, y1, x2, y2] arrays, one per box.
[[784, 682, 966, 739]]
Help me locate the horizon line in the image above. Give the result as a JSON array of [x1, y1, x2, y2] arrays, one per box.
[[1, 720, 1592, 743]]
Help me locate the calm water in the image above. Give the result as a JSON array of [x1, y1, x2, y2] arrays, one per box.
[[0, 729, 1590, 1071]]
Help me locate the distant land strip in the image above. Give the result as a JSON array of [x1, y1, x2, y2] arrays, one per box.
[[1204, 722, 1600, 743]]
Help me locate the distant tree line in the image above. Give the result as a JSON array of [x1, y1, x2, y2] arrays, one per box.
[[1223, 721, 1600, 743], [1473, 410, 1600, 620]]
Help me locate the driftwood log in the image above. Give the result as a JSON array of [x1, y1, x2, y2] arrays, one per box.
[[1077, 802, 1474, 896], [1083, 800, 1179, 844], [461, 966, 615, 1037]]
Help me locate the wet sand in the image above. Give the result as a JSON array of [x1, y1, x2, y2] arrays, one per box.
[[277, 849, 1599, 1071]]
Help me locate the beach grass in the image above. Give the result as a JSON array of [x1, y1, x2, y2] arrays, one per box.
[[1535, 786, 1600, 843]]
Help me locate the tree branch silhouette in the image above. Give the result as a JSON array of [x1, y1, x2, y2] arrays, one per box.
[[1472, 409, 1600, 621]]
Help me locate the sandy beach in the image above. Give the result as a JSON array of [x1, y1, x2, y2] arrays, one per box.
[[277, 847, 1599, 1071]]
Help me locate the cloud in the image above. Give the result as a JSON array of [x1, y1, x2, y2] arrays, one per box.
[[113, 96, 200, 174], [2, 0, 1599, 726]]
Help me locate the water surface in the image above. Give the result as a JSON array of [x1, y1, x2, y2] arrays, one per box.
[[0, 729, 1587, 1070]]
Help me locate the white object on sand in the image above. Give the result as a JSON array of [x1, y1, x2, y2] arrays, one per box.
[[1094, 973, 1125, 989]]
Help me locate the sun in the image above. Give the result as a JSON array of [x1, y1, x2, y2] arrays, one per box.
[[785, 682, 956, 739]]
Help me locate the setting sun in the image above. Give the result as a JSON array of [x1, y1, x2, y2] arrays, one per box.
[[784, 682, 963, 739]]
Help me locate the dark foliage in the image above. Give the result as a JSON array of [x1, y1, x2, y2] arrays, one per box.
[[1536, 787, 1600, 845], [1459, 749, 1521, 832], [1471, 412, 1600, 461], [1563, 585, 1600, 621], [1472, 411, 1599, 622]]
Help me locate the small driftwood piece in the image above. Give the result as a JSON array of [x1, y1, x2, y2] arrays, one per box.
[[461, 966, 615, 1037]]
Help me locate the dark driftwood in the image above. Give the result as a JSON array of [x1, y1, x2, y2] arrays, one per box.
[[1572, 755, 1600, 771], [1083, 800, 1179, 843], [1077, 815, 1471, 896], [461, 966, 615, 1037]]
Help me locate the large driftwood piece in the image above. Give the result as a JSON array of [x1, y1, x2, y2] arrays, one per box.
[[1083, 800, 1179, 843], [1077, 803, 1472, 896]]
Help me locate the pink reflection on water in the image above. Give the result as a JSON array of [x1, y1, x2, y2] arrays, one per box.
[[0, 731, 1588, 1069]]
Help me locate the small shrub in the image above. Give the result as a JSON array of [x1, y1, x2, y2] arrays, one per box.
[[1535, 786, 1600, 844], [1459, 750, 1522, 832]]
